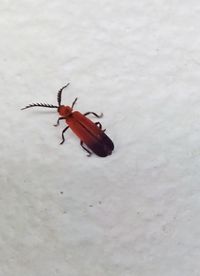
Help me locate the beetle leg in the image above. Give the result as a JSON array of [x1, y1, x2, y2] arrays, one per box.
[[71, 97, 78, 109], [60, 126, 69, 145], [84, 112, 103, 118], [54, 117, 67, 127], [80, 141, 92, 157], [95, 122, 106, 132], [95, 122, 102, 129]]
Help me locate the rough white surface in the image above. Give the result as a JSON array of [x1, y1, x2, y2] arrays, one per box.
[[1, 1, 200, 275]]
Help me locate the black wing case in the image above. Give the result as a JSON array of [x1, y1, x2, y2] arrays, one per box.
[[69, 111, 114, 157], [86, 131, 114, 157]]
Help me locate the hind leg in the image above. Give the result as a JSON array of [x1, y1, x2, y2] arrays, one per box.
[[95, 122, 106, 132], [80, 141, 92, 157]]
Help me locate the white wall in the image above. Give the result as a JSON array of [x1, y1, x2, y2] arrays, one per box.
[[1, 1, 200, 275]]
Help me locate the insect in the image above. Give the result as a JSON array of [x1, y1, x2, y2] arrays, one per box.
[[21, 83, 114, 157]]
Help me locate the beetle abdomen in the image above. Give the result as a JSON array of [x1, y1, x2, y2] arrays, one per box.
[[88, 132, 114, 157], [67, 111, 114, 157]]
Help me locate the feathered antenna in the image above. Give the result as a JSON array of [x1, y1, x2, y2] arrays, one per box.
[[21, 103, 58, 110], [57, 83, 70, 106]]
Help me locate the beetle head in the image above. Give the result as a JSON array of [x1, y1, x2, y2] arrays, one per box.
[[58, 105, 72, 117]]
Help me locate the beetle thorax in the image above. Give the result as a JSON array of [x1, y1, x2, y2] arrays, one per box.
[[58, 105, 73, 117]]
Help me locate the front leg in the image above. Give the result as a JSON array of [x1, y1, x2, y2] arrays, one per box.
[[54, 117, 67, 127], [84, 112, 103, 118]]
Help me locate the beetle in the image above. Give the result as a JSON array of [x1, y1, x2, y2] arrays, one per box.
[[21, 83, 114, 157]]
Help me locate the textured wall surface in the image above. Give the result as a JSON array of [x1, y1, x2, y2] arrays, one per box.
[[1, 1, 200, 275]]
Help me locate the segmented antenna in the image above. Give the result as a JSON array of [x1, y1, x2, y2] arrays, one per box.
[[57, 83, 70, 106], [21, 103, 58, 110]]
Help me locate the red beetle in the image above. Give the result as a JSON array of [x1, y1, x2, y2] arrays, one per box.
[[21, 83, 114, 157]]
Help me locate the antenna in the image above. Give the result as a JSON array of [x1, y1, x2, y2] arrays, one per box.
[[57, 83, 70, 106], [21, 103, 58, 110]]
